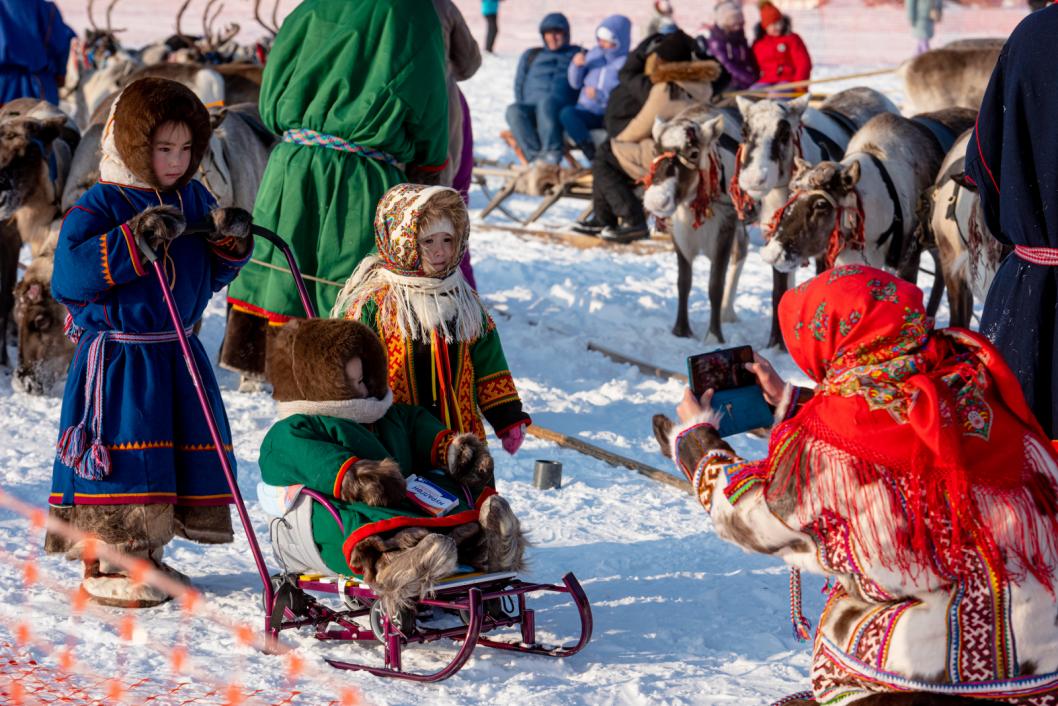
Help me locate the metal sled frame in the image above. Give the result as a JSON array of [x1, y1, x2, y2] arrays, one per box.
[[140, 225, 592, 681]]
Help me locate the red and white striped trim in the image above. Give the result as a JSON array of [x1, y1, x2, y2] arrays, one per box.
[[1014, 244, 1058, 266]]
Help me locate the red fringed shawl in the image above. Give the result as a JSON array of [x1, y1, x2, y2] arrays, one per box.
[[769, 265, 1058, 588]]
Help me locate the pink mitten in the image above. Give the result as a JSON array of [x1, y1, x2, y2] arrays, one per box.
[[500, 424, 526, 455]]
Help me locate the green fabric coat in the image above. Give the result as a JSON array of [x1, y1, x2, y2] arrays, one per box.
[[259, 406, 476, 575], [227, 0, 450, 322]]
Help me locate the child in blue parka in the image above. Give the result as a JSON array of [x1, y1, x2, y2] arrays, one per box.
[[44, 78, 253, 609], [561, 15, 632, 161]]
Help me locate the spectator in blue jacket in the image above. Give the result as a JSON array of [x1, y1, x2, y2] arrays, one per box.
[[561, 15, 632, 162], [0, 0, 75, 104], [505, 13, 581, 165]]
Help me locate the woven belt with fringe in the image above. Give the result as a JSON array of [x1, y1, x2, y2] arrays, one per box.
[[1014, 245, 1058, 266], [56, 326, 194, 481], [281, 129, 404, 170]]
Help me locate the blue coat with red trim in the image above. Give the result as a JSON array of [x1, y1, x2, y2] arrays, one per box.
[[49, 180, 249, 508], [965, 5, 1058, 438]]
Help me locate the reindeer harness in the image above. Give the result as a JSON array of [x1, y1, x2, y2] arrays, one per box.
[[643, 145, 726, 230]]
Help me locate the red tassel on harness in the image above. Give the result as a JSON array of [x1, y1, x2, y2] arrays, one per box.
[[728, 145, 756, 221]]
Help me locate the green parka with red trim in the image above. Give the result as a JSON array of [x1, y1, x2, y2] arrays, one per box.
[[259, 407, 487, 575]]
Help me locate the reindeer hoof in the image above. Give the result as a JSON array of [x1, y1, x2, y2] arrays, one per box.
[[707, 330, 726, 344], [671, 323, 693, 338], [721, 310, 739, 324]]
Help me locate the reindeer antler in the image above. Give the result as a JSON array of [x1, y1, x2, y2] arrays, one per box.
[[271, 0, 282, 35], [86, 0, 99, 32], [175, 0, 192, 40], [200, 0, 223, 51], [216, 22, 241, 47], [105, 0, 125, 34]]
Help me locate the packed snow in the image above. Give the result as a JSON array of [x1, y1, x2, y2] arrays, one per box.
[[0, 1, 1025, 704]]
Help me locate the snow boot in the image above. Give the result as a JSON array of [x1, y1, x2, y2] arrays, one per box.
[[80, 553, 171, 609]]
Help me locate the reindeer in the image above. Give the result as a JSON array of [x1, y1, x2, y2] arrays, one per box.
[[732, 87, 899, 346], [761, 109, 977, 292], [925, 129, 1008, 328], [61, 0, 141, 130], [0, 101, 76, 257], [12, 231, 74, 395], [642, 105, 746, 342], [901, 40, 1003, 114], [0, 219, 17, 368]]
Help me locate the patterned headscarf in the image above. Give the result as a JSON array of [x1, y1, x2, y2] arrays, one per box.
[[771, 265, 1058, 587], [373, 183, 469, 279], [332, 183, 482, 343]]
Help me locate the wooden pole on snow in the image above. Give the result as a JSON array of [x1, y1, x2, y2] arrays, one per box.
[[527, 424, 691, 493]]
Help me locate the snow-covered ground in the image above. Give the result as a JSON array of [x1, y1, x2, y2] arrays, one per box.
[[0, 1, 1020, 704]]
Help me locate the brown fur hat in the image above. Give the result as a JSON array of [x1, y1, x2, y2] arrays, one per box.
[[645, 55, 723, 85], [267, 319, 389, 402], [110, 77, 211, 190]]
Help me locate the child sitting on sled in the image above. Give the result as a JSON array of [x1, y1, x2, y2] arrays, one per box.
[[258, 318, 527, 616], [44, 77, 253, 608], [331, 184, 531, 455]]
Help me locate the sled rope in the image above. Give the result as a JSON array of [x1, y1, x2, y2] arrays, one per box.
[[282, 129, 404, 169], [249, 256, 345, 287], [728, 66, 897, 97]]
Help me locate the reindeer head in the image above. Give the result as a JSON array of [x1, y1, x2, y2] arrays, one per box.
[[734, 94, 810, 198], [643, 113, 725, 219], [0, 117, 67, 219], [13, 262, 74, 396], [760, 158, 861, 272]]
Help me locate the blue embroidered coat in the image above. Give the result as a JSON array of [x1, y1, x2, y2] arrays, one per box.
[[49, 180, 248, 508]]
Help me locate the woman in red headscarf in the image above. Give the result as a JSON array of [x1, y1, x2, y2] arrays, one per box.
[[653, 265, 1058, 704]]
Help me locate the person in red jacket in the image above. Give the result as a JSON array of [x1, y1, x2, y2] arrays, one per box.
[[750, 1, 811, 98]]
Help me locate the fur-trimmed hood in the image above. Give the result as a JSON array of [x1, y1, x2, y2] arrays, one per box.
[[645, 55, 723, 84], [98, 77, 211, 191], [267, 319, 390, 404]]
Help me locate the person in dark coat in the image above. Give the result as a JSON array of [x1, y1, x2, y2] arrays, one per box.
[[574, 30, 729, 241], [708, 0, 759, 90], [0, 0, 75, 104], [965, 5, 1058, 440], [504, 13, 580, 165]]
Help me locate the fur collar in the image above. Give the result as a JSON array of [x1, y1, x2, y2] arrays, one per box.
[[646, 56, 723, 85], [276, 390, 394, 423]]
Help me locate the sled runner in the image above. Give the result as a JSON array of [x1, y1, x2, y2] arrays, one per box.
[[135, 224, 593, 681]]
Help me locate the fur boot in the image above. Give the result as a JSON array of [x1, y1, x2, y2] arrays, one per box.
[[219, 308, 271, 380], [370, 532, 458, 618], [478, 495, 528, 573], [80, 548, 171, 609]]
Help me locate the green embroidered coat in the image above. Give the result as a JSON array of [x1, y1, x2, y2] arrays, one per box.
[[259, 406, 481, 575], [227, 0, 450, 322]]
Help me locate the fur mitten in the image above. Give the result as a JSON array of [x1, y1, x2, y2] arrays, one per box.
[[339, 458, 407, 507], [205, 206, 253, 258], [128, 205, 186, 252], [446, 433, 494, 490]]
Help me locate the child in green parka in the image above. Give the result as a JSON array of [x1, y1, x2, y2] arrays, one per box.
[[258, 318, 526, 617]]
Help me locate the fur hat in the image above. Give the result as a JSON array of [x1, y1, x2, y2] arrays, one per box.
[[103, 77, 211, 190], [267, 319, 389, 402], [373, 184, 470, 279], [759, 1, 783, 29]]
